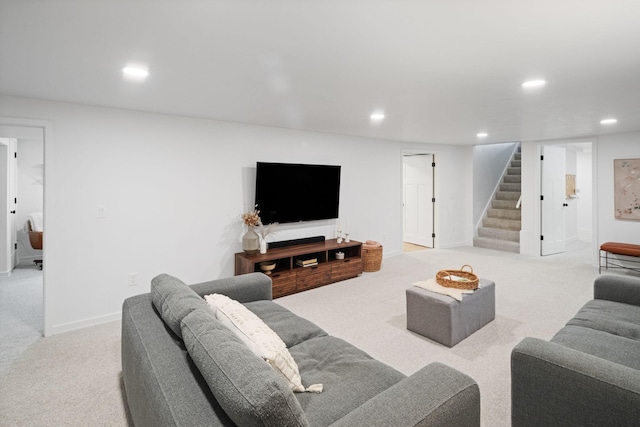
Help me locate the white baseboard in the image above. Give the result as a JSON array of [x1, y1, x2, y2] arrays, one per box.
[[52, 311, 121, 335], [440, 240, 473, 249]]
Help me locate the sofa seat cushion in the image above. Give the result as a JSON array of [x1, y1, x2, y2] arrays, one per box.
[[244, 300, 328, 348], [567, 299, 640, 341], [289, 335, 406, 426], [181, 308, 310, 427], [552, 325, 640, 370]]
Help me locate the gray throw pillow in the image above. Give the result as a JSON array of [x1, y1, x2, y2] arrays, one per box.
[[150, 273, 207, 338], [181, 308, 310, 427]]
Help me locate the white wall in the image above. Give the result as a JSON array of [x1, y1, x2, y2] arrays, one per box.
[[562, 145, 593, 243], [564, 148, 578, 241], [595, 131, 640, 244], [576, 149, 592, 242], [0, 95, 473, 333], [437, 146, 474, 247]]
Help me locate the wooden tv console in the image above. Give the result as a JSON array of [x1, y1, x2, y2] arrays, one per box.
[[235, 238, 363, 298]]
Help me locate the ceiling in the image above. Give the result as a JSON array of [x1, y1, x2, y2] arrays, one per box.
[[2, 0, 640, 145]]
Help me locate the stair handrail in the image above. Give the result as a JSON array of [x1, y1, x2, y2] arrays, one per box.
[[516, 195, 522, 209]]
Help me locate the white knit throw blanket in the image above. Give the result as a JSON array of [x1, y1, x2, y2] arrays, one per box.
[[412, 278, 477, 301]]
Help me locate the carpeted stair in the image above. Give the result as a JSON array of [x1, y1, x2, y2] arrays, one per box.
[[474, 147, 521, 253]]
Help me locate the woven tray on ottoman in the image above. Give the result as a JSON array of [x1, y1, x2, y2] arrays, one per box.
[[436, 265, 479, 290], [362, 244, 383, 272]]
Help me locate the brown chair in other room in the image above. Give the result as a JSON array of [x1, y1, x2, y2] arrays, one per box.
[[27, 212, 43, 270]]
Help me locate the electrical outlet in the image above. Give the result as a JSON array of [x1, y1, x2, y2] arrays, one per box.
[[128, 273, 138, 286], [97, 205, 105, 218]]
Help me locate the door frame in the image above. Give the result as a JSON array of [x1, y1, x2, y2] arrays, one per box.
[[0, 116, 53, 337], [520, 138, 598, 265], [402, 149, 437, 248]]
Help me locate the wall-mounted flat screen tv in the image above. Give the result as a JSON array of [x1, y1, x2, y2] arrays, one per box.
[[255, 162, 341, 224]]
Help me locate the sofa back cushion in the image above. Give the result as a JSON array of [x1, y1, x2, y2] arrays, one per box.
[[151, 273, 207, 339], [181, 308, 310, 427]]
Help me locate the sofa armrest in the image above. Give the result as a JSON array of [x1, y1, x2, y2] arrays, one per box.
[[594, 274, 640, 306], [190, 273, 272, 302], [512, 337, 640, 427], [330, 362, 479, 427]]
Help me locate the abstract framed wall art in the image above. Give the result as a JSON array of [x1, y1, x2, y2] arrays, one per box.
[[614, 158, 640, 220]]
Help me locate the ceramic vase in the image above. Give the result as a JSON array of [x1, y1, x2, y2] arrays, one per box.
[[259, 239, 267, 254], [242, 227, 260, 254]]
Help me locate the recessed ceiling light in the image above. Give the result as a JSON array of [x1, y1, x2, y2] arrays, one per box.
[[370, 113, 385, 120], [477, 132, 488, 138], [600, 118, 618, 125], [522, 79, 546, 88], [122, 64, 149, 81]]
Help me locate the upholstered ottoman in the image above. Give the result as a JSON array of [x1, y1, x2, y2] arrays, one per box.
[[406, 279, 495, 347]]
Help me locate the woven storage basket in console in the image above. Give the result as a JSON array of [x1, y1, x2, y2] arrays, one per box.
[[436, 264, 479, 290], [362, 245, 383, 272]]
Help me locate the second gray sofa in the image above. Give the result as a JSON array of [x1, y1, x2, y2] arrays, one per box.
[[122, 272, 480, 426], [511, 274, 640, 426]]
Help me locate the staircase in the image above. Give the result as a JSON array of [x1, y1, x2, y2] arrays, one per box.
[[473, 147, 521, 253]]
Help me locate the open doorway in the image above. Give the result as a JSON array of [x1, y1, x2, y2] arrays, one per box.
[[0, 123, 44, 352], [403, 152, 435, 252], [540, 141, 593, 258]]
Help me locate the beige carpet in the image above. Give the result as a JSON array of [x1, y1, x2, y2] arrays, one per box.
[[277, 242, 600, 427], [1, 242, 621, 426], [0, 320, 130, 426]]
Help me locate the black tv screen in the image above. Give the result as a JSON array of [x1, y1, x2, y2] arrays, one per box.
[[255, 162, 341, 224]]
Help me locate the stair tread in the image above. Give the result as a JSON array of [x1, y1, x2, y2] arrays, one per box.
[[487, 209, 521, 220], [478, 226, 519, 242], [496, 191, 521, 200], [483, 218, 521, 230], [473, 237, 520, 253]]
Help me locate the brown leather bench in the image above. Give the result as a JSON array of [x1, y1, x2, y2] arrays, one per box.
[[599, 242, 640, 273]]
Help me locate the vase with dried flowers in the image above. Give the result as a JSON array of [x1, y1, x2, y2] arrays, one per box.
[[241, 207, 261, 254], [256, 220, 277, 254]]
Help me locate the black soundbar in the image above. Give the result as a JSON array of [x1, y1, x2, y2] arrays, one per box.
[[268, 235, 325, 249]]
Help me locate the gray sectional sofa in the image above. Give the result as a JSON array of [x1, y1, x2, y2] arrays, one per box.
[[511, 274, 640, 426], [122, 272, 480, 426]]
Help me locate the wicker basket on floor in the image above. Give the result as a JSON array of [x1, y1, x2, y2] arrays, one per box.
[[362, 245, 383, 272], [436, 264, 479, 290]]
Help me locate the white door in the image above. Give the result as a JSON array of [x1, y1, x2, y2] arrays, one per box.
[[0, 142, 7, 273], [0, 138, 18, 273], [403, 154, 434, 247], [8, 138, 17, 270], [541, 146, 566, 255]]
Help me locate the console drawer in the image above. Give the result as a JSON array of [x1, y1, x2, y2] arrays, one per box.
[[270, 271, 297, 298], [331, 258, 363, 281], [296, 264, 331, 290]]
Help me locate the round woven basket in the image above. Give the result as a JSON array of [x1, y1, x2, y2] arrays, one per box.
[[362, 245, 383, 272], [436, 264, 479, 290]]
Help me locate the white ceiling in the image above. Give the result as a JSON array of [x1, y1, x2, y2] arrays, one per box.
[[2, 0, 640, 145]]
